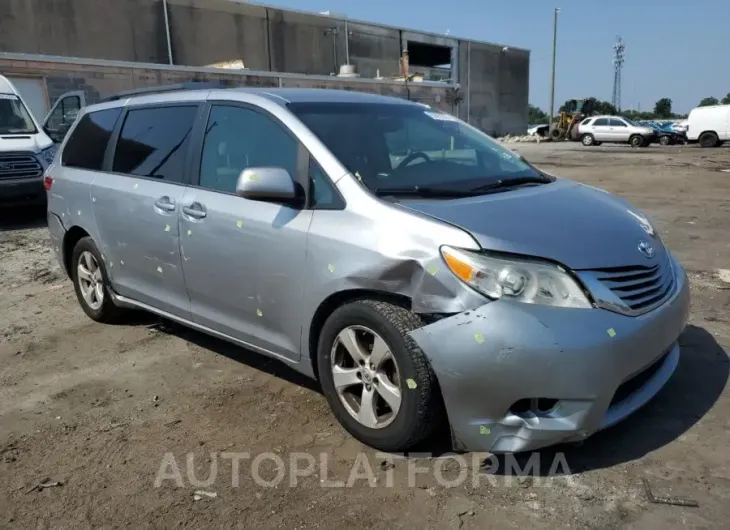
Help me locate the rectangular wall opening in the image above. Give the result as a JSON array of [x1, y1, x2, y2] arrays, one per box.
[[406, 41, 453, 82]]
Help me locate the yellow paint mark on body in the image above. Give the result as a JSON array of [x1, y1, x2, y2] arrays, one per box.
[[474, 333, 485, 344], [355, 171, 362, 181], [406, 378, 417, 390], [187, 230, 193, 237], [157, 266, 163, 274], [164, 224, 170, 232], [256, 309, 263, 317], [236, 220, 244, 229], [328, 264, 335, 273], [248, 172, 259, 181], [607, 328, 616, 338], [479, 425, 491, 435], [133, 183, 139, 189], [426, 264, 439, 276]]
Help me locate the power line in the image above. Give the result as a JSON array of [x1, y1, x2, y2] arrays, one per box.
[[612, 36, 625, 111]]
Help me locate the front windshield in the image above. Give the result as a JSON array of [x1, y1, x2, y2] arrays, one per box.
[[0, 94, 37, 134], [289, 102, 544, 193]]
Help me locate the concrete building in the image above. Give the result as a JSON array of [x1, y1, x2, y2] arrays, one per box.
[[0, 0, 530, 135]]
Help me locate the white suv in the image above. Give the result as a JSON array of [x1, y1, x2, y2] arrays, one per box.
[[577, 116, 657, 147]]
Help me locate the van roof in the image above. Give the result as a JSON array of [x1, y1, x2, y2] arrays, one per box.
[[0, 75, 20, 96]]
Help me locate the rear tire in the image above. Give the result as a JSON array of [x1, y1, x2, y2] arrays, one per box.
[[71, 237, 127, 323], [581, 134, 595, 146], [699, 131, 719, 148], [317, 300, 444, 452], [659, 135, 671, 146], [629, 135, 644, 148]]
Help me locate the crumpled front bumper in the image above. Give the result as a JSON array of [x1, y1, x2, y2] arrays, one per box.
[[409, 256, 690, 453]]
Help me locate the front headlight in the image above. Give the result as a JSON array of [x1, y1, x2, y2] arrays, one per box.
[[441, 246, 592, 308], [39, 145, 58, 166]]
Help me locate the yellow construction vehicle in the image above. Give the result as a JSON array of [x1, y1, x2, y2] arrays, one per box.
[[549, 98, 599, 141]]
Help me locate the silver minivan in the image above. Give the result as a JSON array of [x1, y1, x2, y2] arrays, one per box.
[[46, 87, 689, 454]]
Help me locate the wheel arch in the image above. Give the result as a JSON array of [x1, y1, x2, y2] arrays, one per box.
[[62, 225, 90, 277], [698, 130, 719, 146], [307, 289, 413, 381]]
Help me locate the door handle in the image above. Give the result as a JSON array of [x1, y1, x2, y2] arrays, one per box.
[[182, 202, 207, 219], [154, 196, 176, 212]]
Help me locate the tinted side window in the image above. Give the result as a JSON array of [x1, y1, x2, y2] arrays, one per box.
[[610, 118, 627, 127], [112, 106, 197, 182], [62, 108, 122, 170], [594, 118, 609, 126], [199, 105, 297, 193], [580, 118, 592, 125]]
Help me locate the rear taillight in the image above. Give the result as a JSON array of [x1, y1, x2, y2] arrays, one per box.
[[43, 175, 54, 191]]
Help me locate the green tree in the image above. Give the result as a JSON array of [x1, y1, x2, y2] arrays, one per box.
[[528, 104, 549, 124], [699, 97, 719, 107], [654, 98, 673, 118], [596, 100, 617, 115], [721, 93, 730, 105]]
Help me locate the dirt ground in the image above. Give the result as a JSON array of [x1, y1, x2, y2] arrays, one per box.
[[1, 143, 730, 529]]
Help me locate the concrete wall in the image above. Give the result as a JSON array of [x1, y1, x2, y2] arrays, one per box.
[[0, 55, 457, 116], [0, 0, 166, 63], [457, 42, 530, 136], [0, 0, 529, 135]]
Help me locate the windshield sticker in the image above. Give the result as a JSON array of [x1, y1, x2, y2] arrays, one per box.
[[424, 111, 459, 122], [0, 94, 20, 100]]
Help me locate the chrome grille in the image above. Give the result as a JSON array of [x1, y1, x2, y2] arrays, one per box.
[[590, 254, 675, 314], [0, 152, 43, 180]]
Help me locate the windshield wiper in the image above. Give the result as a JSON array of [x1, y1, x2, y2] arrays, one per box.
[[373, 186, 480, 198], [469, 176, 552, 193]]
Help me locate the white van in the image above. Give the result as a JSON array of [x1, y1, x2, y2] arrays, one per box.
[[0, 75, 85, 206], [686, 104, 730, 148]]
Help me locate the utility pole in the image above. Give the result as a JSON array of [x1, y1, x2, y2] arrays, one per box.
[[612, 36, 625, 112], [162, 0, 174, 65], [549, 7, 560, 124]]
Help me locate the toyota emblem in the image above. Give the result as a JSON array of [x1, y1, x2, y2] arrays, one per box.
[[638, 241, 655, 259]]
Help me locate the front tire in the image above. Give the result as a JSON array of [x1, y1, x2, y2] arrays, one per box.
[[317, 300, 444, 452], [549, 128, 565, 141], [71, 237, 126, 323], [659, 135, 671, 146], [581, 134, 595, 146], [629, 135, 644, 148]]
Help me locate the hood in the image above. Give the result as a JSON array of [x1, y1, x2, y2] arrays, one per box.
[[0, 132, 53, 153], [400, 179, 665, 270]]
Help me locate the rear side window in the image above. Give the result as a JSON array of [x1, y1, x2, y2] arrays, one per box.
[[61, 108, 122, 170], [112, 106, 197, 182]]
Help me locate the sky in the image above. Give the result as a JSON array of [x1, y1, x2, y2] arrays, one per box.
[[254, 0, 730, 114]]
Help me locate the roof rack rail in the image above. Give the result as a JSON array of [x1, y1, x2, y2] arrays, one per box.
[[101, 81, 228, 102]]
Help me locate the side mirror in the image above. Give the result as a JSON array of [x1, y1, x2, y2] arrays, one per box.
[[236, 167, 298, 202]]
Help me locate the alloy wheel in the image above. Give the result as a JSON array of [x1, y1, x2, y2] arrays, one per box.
[[330, 325, 402, 429], [77, 251, 104, 310]]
